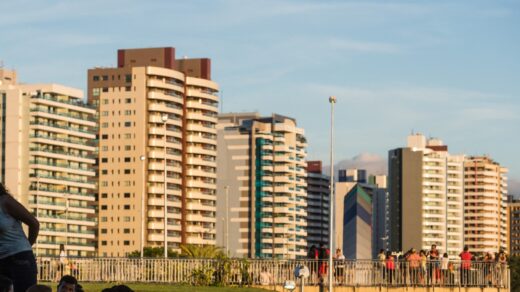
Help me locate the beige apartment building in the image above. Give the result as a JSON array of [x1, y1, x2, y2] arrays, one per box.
[[88, 47, 218, 256], [0, 69, 97, 257], [464, 156, 508, 254], [216, 113, 308, 259], [388, 134, 464, 257]]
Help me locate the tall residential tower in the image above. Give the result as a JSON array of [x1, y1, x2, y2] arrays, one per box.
[[388, 134, 464, 256], [217, 113, 308, 259], [88, 47, 219, 256], [0, 69, 97, 256]]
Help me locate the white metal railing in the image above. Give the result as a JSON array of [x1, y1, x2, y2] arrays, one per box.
[[36, 258, 510, 288]]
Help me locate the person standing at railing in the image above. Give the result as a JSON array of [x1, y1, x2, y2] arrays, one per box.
[[333, 248, 345, 285], [377, 249, 386, 284], [0, 183, 40, 292], [459, 246, 472, 287], [406, 249, 421, 286], [496, 250, 507, 288], [483, 253, 493, 286], [428, 244, 440, 284], [307, 245, 319, 281], [317, 243, 329, 279], [440, 253, 450, 285], [385, 252, 395, 285]]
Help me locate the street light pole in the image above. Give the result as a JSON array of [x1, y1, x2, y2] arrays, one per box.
[[225, 185, 229, 256], [328, 96, 337, 292], [140, 155, 146, 258], [162, 114, 169, 258]]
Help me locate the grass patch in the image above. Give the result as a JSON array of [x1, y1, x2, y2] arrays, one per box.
[[41, 282, 274, 292]]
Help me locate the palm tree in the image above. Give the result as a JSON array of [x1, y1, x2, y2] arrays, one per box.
[[180, 244, 225, 259]]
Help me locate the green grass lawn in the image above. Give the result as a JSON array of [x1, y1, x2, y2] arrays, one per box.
[[42, 283, 274, 292]]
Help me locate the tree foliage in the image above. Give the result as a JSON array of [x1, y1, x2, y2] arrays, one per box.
[[127, 247, 179, 258], [179, 244, 225, 259], [510, 256, 520, 291]]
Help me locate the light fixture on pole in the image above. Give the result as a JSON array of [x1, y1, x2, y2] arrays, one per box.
[[162, 113, 169, 258], [328, 95, 336, 292], [140, 155, 146, 258]]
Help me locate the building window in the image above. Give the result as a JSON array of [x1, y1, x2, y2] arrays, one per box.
[[123, 217, 131, 222], [92, 88, 100, 97], [101, 241, 107, 245], [124, 181, 131, 186], [124, 157, 131, 162], [101, 158, 108, 163], [93, 76, 100, 81], [101, 134, 108, 139], [101, 181, 108, 187], [124, 110, 132, 115], [124, 169, 131, 174], [101, 193, 108, 198], [101, 111, 109, 116], [124, 193, 131, 198], [124, 122, 132, 127], [124, 145, 132, 151], [123, 240, 130, 246], [124, 133, 132, 139], [125, 74, 132, 83], [125, 98, 132, 104], [102, 75, 108, 81], [100, 217, 107, 222], [101, 122, 109, 128], [102, 87, 109, 92], [124, 205, 131, 210], [100, 229, 107, 234], [123, 228, 131, 234]]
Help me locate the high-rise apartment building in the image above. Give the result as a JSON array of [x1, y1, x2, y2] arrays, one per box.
[[341, 184, 372, 259], [216, 113, 308, 259], [369, 175, 389, 256], [464, 156, 508, 254], [507, 198, 520, 256], [0, 69, 97, 256], [88, 47, 219, 256], [306, 161, 330, 248], [388, 134, 464, 256]]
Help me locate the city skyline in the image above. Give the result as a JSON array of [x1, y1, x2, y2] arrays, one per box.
[[1, 0, 519, 194]]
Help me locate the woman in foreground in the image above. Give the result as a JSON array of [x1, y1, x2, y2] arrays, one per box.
[[0, 183, 40, 292]]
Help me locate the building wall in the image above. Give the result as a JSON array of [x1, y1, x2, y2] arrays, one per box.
[[1, 71, 97, 256], [343, 184, 372, 259]]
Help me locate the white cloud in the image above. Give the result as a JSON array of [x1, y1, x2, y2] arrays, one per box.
[[323, 153, 387, 176]]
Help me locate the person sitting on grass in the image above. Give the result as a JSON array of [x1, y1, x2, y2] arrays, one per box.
[[57, 275, 78, 292], [26, 284, 52, 292]]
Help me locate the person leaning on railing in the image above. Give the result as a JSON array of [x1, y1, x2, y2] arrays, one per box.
[[459, 246, 472, 287], [0, 183, 40, 292]]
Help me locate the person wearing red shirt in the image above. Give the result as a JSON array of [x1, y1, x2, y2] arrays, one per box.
[[459, 246, 472, 286], [385, 252, 395, 284]]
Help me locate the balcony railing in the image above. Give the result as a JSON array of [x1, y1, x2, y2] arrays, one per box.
[[34, 258, 509, 288]]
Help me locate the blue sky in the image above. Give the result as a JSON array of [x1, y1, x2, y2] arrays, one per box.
[[1, 0, 519, 193]]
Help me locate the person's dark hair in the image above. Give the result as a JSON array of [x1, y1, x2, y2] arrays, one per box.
[[27, 284, 53, 292], [380, 249, 384, 253], [386, 251, 392, 257], [0, 275, 13, 292], [464, 245, 469, 252], [443, 253, 448, 257], [0, 183, 10, 196], [104, 285, 134, 292], [58, 275, 78, 290]]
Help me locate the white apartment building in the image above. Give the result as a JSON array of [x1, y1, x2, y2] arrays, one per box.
[[0, 69, 97, 257]]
